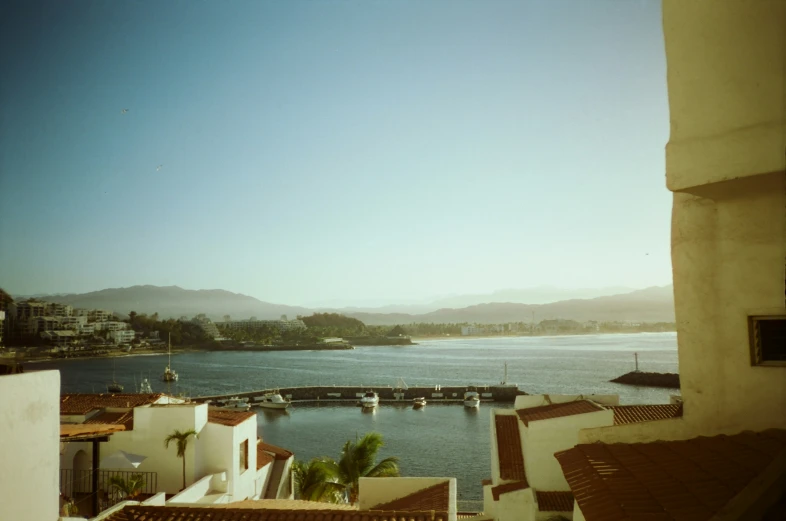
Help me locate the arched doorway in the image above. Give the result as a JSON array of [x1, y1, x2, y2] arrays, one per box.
[[73, 449, 90, 494]]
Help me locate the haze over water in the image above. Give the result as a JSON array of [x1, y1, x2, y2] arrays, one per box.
[[36, 333, 677, 504]]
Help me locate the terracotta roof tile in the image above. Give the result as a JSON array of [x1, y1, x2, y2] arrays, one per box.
[[259, 441, 294, 461], [516, 400, 603, 426], [554, 429, 786, 521], [607, 404, 683, 425], [60, 393, 164, 415], [102, 505, 450, 521], [60, 423, 125, 440], [481, 479, 492, 486], [373, 481, 450, 513], [490, 481, 528, 501], [207, 407, 256, 426], [495, 415, 526, 482], [535, 491, 574, 512], [83, 410, 135, 430], [257, 444, 275, 470]]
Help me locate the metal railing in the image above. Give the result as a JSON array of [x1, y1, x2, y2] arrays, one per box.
[[60, 469, 158, 512]]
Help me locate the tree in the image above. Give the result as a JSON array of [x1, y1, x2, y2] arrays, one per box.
[[324, 432, 399, 504], [164, 429, 199, 490], [292, 458, 344, 503], [109, 474, 146, 499]]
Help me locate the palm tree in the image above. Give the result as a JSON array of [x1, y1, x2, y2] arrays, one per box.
[[164, 429, 199, 490], [108, 474, 146, 500], [292, 458, 344, 503], [325, 432, 400, 504]]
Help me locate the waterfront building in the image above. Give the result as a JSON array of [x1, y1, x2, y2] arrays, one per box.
[[46, 302, 74, 317], [89, 309, 113, 323], [191, 315, 224, 339], [222, 318, 307, 332], [109, 329, 136, 345], [93, 320, 129, 331], [59, 392, 294, 515]]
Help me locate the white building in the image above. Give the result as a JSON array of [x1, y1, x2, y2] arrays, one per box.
[[461, 326, 485, 336], [93, 321, 129, 331], [89, 309, 113, 323], [59, 393, 293, 512], [109, 329, 136, 344], [0, 369, 61, 521], [223, 318, 307, 332]]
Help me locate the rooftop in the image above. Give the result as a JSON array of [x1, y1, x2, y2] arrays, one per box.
[[490, 481, 528, 501], [607, 404, 684, 425], [535, 491, 574, 512], [372, 481, 450, 513], [257, 444, 274, 470], [102, 505, 449, 521], [60, 423, 125, 441], [555, 429, 786, 521], [84, 410, 135, 430], [207, 407, 256, 426], [495, 414, 526, 482], [60, 393, 164, 415], [516, 400, 604, 426], [258, 441, 294, 461]]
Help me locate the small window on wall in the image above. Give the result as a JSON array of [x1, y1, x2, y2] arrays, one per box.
[[749, 316, 786, 366], [239, 439, 248, 472]]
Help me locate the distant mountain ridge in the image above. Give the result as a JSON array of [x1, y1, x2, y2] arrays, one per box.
[[18, 284, 674, 325]]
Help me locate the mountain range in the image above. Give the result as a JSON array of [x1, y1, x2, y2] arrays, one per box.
[[15, 284, 675, 325]]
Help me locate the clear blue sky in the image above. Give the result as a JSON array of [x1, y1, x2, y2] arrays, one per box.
[[0, 0, 671, 306]]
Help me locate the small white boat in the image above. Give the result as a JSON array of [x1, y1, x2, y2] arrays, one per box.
[[413, 397, 426, 409], [360, 390, 379, 408], [257, 392, 290, 410], [464, 387, 480, 408], [223, 397, 251, 411], [161, 334, 178, 382], [138, 377, 153, 394]]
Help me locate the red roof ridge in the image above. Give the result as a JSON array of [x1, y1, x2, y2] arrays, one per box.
[[103, 505, 451, 521], [516, 400, 604, 426], [60, 393, 165, 415], [258, 441, 294, 460], [606, 403, 684, 425], [372, 481, 450, 513], [207, 407, 256, 427], [490, 480, 528, 501], [535, 490, 574, 512]]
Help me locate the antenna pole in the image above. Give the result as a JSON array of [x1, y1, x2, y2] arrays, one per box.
[[634, 352, 639, 372]]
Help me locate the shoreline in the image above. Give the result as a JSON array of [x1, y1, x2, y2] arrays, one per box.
[[411, 331, 676, 342]]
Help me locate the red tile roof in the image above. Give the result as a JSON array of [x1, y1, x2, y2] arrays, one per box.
[[83, 410, 135, 430], [481, 479, 492, 486], [207, 407, 256, 426], [102, 505, 450, 521], [555, 429, 786, 521], [607, 404, 683, 425], [490, 481, 528, 501], [516, 400, 604, 426], [259, 441, 294, 461], [60, 393, 164, 415], [495, 415, 526, 482], [373, 481, 450, 513], [535, 491, 574, 512], [60, 423, 125, 440], [257, 445, 274, 470]]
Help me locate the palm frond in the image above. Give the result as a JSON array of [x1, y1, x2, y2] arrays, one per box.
[[365, 457, 400, 478]]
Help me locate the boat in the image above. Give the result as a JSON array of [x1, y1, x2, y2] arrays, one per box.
[[463, 386, 480, 408], [222, 397, 251, 411], [161, 333, 178, 383], [413, 397, 426, 409], [360, 390, 379, 408], [107, 359, 124, 393], [138, 377, 153, 394], [257, 391, 290, 410]]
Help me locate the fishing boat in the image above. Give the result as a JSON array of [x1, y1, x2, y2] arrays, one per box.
[[463, 386, 480, 408], [257, 391, 290, 410], [222, 397, 251, 411], [413, 397, 426, 409], [161, 333, 178, 383], [106, 359, 124, 393], [360, 390, 379, 408]]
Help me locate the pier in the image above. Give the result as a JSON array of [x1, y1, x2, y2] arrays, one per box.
[[193, 384, 526, 404]]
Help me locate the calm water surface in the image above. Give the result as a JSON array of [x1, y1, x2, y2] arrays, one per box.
[[35, 333, 678, 504]]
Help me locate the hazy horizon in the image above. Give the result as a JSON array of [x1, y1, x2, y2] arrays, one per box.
[[0, 0, 672, 304]]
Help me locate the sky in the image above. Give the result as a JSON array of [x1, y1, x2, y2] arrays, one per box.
[[0, 0, 672, 307]]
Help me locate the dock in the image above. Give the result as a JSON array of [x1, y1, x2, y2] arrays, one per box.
[[193, 384, 525, 404]]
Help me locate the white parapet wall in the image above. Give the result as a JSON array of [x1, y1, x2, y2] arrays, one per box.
[[0, 370, 60, 521]]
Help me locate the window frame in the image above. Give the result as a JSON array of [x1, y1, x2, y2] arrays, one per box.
[[748, 315, 786, 367], [239, 439, 249, 473]]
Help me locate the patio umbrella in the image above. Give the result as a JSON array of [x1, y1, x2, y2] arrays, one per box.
[[100, 450, 147, 469]]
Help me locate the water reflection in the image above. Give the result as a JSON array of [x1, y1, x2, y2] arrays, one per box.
[[256, 408, 290, 422]]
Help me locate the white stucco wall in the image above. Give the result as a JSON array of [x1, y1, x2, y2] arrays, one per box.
[[496, 487, 534, 521], [0, 370, 60, 521], [359, 477, 456, 521], [573, 502, 586, 521], [578, 417, 692, 445], [230, 417, 258, 500], [662, 0, 785, 190], [523, 410, 613, 490], [254, 460, 273, 499]]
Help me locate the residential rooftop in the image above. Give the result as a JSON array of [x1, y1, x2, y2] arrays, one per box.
[[102, 505, 450, 521], [607, 404, 684, 425], [494, 415, 525, 482], [373, 481, 450, 514], [515, 400, 604, 426], [60, 393, 165, 415], [207, 407, 256, 426]]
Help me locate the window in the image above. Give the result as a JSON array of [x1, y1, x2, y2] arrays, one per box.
[[239, 439, 248, 473], [749, 315, 786, 366]]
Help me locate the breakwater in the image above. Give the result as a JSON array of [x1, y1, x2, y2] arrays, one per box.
[[194, 384, 526, 404], [610, 371, 680, 389]]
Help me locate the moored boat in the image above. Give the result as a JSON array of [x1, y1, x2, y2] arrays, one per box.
[[222, 397, 251, 411], [161, 333, 178, 382], [463, 387, 480, 408], [413, 397, 426, 409], [257, 392, 290, 410], [360, 390, 379, 408]]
